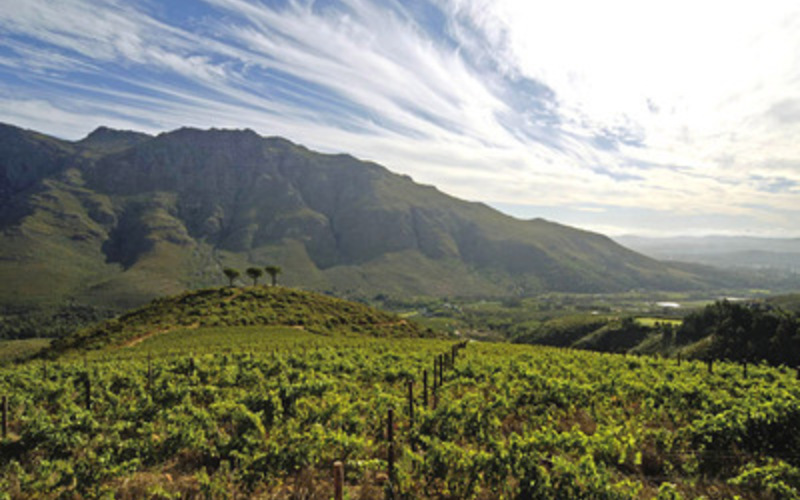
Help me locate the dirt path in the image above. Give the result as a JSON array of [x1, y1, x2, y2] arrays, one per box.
[[121, 323, 200, 348], [374, 320, 409, 327], [223, 288, 245, 302]]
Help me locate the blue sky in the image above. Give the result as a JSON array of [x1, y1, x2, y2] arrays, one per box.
[[1, 0, 800, 237]]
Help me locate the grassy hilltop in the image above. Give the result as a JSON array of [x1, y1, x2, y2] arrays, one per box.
[[48, 285, 429, 354]]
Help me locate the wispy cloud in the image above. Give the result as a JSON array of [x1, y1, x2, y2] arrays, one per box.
[[1, 0, 799, 236]]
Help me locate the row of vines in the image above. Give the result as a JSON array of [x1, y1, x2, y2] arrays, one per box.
[[1, 327, 800, 499]]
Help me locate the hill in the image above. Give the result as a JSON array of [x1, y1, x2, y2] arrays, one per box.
[[0, 122, 735, 318], [616, 235, 800, 275], [48, 285, 428, 354]]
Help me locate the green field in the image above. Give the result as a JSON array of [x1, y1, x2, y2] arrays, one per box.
[[2, 325, 799, 499], [635, 317, 683, 328]]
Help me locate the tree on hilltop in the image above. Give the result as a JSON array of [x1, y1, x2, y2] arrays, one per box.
[[223, 268, 240, 287], [246, 267, 263, 286], [265, 265, 282, 286]]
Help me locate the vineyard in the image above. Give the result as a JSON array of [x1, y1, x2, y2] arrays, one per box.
[[1, 323, 799, 499]]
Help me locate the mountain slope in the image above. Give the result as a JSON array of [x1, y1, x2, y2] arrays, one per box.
[[0, 123, 719, 310]]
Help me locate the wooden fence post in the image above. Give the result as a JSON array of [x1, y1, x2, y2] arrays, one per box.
[[407, 380, 414, 425], [147, 353, 153, 392], [743, 360, 748, 378], [387, 408, 395, 495], [84, 377, 91, 410], [2, 395, 7, 439], [423, 370, 428, 408], [333, 461, 344, 500], [707, 359, 713, 374], [435, 355, 440, 384]]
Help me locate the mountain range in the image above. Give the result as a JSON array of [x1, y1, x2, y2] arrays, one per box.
[[0, 122, 737, 312], [615, 235, 800, 272]]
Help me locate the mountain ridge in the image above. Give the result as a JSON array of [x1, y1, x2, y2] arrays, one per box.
[[0, 122, 731, 312], [615, 234, 800, 273]]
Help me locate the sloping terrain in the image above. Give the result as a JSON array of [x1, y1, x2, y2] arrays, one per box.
[[4, 329, 799, 499], [1, 122, 726, 314], [49, 285, 427, 353]]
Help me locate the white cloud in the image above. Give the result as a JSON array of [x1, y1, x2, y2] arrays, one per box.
[[450, 1, 800, 173], [1, 0, 799, 235]]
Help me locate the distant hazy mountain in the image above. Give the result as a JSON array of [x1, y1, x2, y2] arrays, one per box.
[[615, 235, 800, 272], [0, 123, 728, 310]]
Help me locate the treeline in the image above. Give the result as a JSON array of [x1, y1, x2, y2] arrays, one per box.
[[511, 315, 677, 354], [678, 300, 800, 366], [0, 304, 117, 340], [510, 315, 610, 347]]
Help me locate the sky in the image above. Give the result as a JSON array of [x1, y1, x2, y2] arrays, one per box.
[[1, 0, 800, 237]]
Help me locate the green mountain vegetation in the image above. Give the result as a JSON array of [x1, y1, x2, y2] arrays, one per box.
[[1, 122, 744, 332], [48, 286, 429, 354]]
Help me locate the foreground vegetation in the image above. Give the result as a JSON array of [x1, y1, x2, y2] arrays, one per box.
[[2, 324, 799, 499]]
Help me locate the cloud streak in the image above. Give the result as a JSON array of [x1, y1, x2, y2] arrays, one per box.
[[0, 0, 799, 236]]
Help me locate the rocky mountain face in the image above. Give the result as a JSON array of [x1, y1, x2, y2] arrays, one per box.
[[0, 122, 716, 310]]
